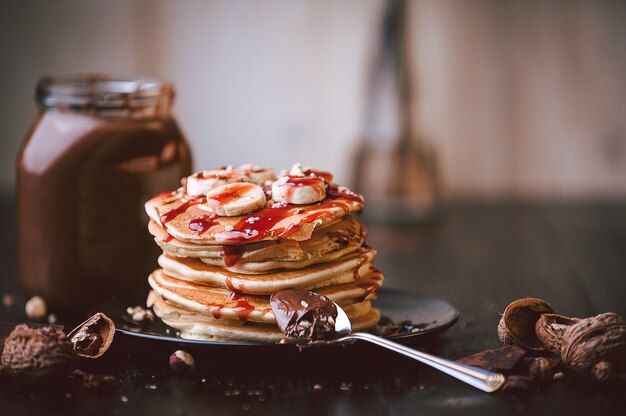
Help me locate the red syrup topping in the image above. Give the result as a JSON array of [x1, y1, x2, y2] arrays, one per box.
[[209, 304, 223, 319], [207, 182, 257, 205], [275, 175, 325, 199], [352, 254, 369, 281], [307, 169, 333, 183], [211, 184, 363, 244], [229, 291, 242, 300], [221, 245, 243, 267], [233, 300, 255, 321], [162, 234, 174, 242], [355, 279, 382, 303], [225, 277, 238, 292], [160, 196, 204, 225], [273, 210, 328, 238], [189, 215, 219, 235]]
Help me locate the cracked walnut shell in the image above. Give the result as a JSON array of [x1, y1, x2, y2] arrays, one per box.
[[561, 312, 626, 382]]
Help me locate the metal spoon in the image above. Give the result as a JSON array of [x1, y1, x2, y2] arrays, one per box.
[[331, 304, 506, 393]]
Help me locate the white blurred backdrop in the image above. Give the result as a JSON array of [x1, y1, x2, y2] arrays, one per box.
[[1, 0, 625, 199]]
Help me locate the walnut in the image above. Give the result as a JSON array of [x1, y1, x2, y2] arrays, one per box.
[[1, 324, 73, 381], [497, 298, 555, 350], [535, 313, 580, 354], [67, 312, 115, 359], [561, 312, 626, 382]]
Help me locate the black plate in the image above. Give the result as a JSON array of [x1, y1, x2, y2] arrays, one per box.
[[103, 288, 458, 347]]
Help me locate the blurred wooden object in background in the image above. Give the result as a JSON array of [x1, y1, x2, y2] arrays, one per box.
[[353, 0, 440, 223]]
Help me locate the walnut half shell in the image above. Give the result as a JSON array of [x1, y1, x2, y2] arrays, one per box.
[[561, 312, 626, 382], [498, 298, 555, 350], [535, 313, 580, 354], [67, 313, 115, 359]]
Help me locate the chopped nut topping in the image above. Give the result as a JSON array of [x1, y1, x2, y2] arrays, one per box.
[[126, 306, 154, 323]]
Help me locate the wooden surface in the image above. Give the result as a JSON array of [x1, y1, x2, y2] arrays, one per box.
[[1, 197, 625, 415]]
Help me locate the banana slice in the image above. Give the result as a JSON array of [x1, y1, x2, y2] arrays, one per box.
[[271, 175, 327, 205], [239, 164, 276, 185], [206, 182, 266, 217], [185, 166, 248, 196]]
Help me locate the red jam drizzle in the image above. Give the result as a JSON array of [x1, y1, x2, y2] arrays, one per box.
[[233, 300, 255, 321], [221, 245, 243, 267], [355, 275, 382, 302], [307, 169, 333, 183], [162, 234, 174, 242], [208, 182, 256, 205], [273, 210, 327, 238], [352, 254, 369, 281], [225, 277, 238, 292], [209, 305, 223, 319], [191, 181, 364, 244], [189, 215, 219, 235], [278, 176, 325, 198], [228, 291, 242, 300], [160, 197, 204, 225]]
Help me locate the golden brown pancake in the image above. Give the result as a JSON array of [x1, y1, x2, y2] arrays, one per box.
[[144, 189, 363, 245], [158, 248, 376, 295], [148, 215, 365, 273], [148, 268, 384, 324], [150, 292, 381, 343]]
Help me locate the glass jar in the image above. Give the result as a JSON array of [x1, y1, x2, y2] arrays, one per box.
[[17, 75, 192, 308]]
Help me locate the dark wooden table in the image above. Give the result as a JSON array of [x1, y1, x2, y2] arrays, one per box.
[[1, 196, 625, 415]]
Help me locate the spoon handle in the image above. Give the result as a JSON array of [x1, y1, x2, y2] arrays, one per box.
[[341, 332, 506, 393]]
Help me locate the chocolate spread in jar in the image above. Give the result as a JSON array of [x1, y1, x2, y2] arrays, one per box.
[[17, 75, 192, 308]]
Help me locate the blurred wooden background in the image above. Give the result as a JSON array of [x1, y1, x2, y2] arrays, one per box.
[[1, 0, 625, 199]]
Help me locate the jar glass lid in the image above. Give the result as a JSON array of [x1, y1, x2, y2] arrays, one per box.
[[36, 74, 174, 112]]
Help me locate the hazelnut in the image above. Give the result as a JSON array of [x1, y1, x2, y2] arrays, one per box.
[[497, 297, 555, 350], [590, 361, 614, 383], [529, 357, 553, 381], [500, 375, 534, 394], [25, 296, 47, 319], [169, 350, 195, 373]]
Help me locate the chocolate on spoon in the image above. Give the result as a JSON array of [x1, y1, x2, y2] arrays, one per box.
[[270, 289, 506, 393]]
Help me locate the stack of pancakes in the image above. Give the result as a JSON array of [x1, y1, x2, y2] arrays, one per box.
[[144, 165, 384, 343]]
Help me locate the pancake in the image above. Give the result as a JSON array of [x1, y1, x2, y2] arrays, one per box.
[[149, 215, 365, 273], [148, 268, 384, 324], [151, 293, 381, 343], [158, 248, 376, 294], [144, 187, 363, 245]]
